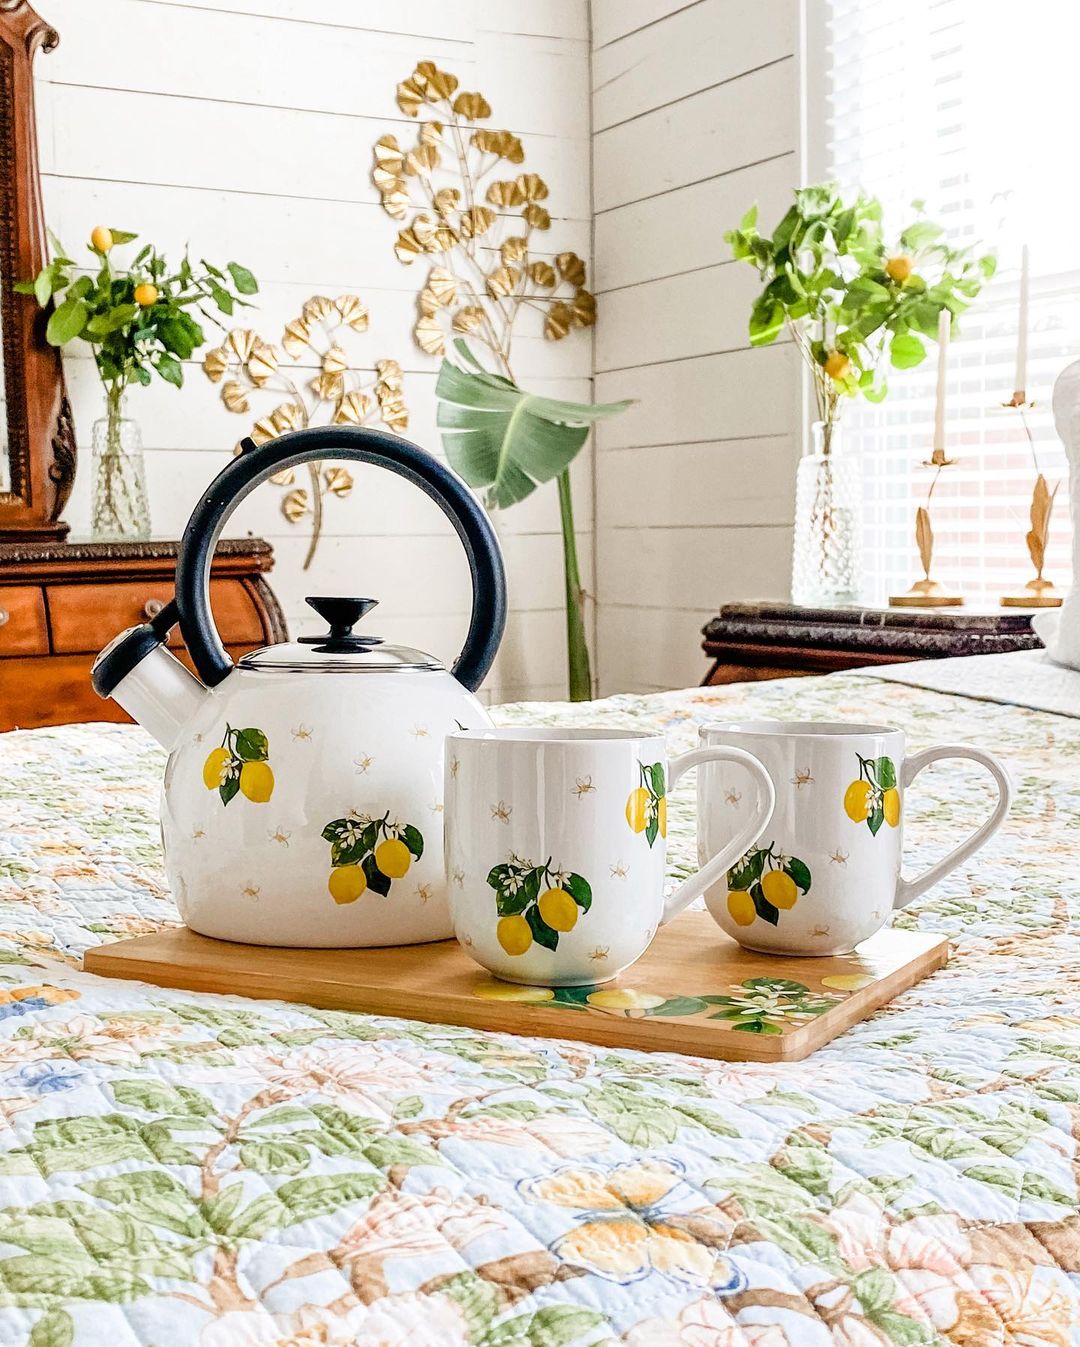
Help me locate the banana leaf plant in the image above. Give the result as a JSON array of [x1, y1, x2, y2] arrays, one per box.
[[436, 342, 629, 698]]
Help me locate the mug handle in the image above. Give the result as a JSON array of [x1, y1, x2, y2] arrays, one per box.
[[894, 745, 1012, 909], [660, 747, 775, 925]]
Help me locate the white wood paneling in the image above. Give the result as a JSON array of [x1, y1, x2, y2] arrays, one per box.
[[592, 0, 796, 131], [590, 0, 801, 693], [33, 0, 594, 703], [593, 57, 796, 212], [594, 153, 796, 293]]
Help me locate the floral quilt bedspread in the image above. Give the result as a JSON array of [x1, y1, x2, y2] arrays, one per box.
[[0, 673, 1077, 1347]]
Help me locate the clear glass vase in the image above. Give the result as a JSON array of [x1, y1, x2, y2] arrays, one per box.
[[91, 393, 151, 541], [791, 421, 861, 606]]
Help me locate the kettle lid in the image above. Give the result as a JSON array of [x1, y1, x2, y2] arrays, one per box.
[[238, 596, 443, 673]]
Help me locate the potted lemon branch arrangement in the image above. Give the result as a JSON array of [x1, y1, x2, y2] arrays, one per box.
[[726, 185, 994, 605], [19, 226, 257, 540], [372, 61, 630, 700]]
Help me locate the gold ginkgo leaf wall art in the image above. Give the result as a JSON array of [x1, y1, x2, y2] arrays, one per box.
[[372, 60, 629, 701], [203, 299, 409, 567]]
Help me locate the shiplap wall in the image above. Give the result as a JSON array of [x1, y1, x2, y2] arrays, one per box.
[[590, 0, 803, 693], [33, 0, 593, 703]]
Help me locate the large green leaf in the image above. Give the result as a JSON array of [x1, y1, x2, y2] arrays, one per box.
[[436, 342, 630, 509]]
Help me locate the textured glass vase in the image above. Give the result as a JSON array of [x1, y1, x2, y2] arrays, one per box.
[[791, 421, 861, 606], [91, 396, 151, 541]]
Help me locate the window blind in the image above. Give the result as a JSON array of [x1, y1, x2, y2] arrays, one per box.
[[816, 0, 1079, 604]]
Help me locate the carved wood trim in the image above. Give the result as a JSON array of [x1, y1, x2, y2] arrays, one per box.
[[0, 1, 73, 539]]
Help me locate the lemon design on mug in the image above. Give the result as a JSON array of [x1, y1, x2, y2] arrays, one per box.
[[625, 762, 666, 847], [726, 842, 812, 927], [844, 754, 900, 835], [488, 854, 592, 955], [321, 811, 424, 904], [202, 726, 274, 806]]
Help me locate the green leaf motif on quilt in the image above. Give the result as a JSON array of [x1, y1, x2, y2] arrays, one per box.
[[223, 1172, 384, 1240], [583, 1084, 678, 1147], [29, 1309, 74, 1347]]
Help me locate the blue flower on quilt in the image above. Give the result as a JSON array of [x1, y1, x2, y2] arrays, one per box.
[[0, 996, 50, 1021], [518, 1157, 745, 1291], [12, 1061, 84, 1094]]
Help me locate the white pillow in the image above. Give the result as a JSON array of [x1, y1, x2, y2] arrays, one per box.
[[1037, 358, 1080, 668]]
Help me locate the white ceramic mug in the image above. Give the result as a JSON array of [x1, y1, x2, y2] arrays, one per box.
[[697, 720, 1012, 955], [444, 727, 775, 985]]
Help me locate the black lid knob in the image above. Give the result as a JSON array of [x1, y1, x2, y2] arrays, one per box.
[[299, 596, 384, 651]]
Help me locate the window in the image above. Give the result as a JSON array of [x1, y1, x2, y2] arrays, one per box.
[[812, 0, 1079, 604]]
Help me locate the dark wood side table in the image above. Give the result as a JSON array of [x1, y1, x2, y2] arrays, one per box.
[[701, 603, 1044, 686], [0, 537, 287, 729]]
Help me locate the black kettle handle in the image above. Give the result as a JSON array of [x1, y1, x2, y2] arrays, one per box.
[[174, 425, 507, 691]]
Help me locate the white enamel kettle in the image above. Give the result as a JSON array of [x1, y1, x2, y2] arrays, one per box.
[[92, 425, 506, 947]]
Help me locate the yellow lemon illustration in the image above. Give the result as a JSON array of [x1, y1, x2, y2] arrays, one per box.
[[586, 988, 666, 1012], [239, 760, 274, 803], [374, 837, 411, 879], [824, 350, 851, 381], [328, 864, 367, 904], [538, 887, 578, 932], [472, 978, 554, 1002], [90, 224, 113, 253], [497, 914, 532, 956], [202, 746, 230, 790], [885, 254, 913, 282], [626, 787, 650, 832], [844, 778, 872, 822], [134, 282, 159, 307], [761, 869, 798, 910], [657, 796, 667, 838], [821, 973, 874, 991], [883, 787, 901, 828], [727, 890, 756, 927]]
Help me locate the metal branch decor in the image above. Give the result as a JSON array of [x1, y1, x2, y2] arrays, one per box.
[[372, 60, 630, 701], [202, 301, 409, 567]]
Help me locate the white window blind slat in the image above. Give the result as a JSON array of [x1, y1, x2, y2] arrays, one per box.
[[820, 0, 1078, 603]]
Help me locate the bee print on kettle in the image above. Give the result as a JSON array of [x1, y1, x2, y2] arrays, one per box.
[[626, 762, 666, 847], [202, 726, 274, 806]]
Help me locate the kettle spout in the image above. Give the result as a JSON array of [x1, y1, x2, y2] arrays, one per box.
[[92, 620, 209, 751]]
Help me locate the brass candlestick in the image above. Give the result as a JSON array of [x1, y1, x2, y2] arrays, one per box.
[[890, 449, 964, 607], [999, 397, 1062, 608]]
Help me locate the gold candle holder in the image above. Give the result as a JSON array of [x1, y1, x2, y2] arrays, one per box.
[[890, 449, 964, 608], [997, 397, 1062, 608]]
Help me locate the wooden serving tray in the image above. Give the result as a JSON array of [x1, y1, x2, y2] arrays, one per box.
[[84, 915, 948, 1062]]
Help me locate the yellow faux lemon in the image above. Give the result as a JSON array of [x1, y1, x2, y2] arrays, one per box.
[[538, 887, 578, 932], [824, 350, 851, 381], [657, 796, 667, 838], [497, 914, 532, 956], [134, 282, 159, 307], [586, 988, 666, 1011], [238, 760, 274, 803], [883, 787, 901, 828], [727, 890, 756, 927], [761, 869, 798, 910], [374, 837, 411, 879], [626, 787, 650, 833], [885, 254, 913, 282], [90, 225, 113, 253], [202, 746, 230, 790], [844, 778, 872, 822], [328, 864, 367, 904]]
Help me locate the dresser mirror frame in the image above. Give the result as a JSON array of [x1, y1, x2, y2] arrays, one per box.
[[0, 0, 74, 539]]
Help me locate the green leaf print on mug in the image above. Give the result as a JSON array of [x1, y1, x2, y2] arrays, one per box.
[[201, 725, 274, 806], [626, 761, 666, 848], [322, 812, 424, 903], [844, 754, 900, 836], [726, 843, 812, 928], [489, 854, 592, 955]]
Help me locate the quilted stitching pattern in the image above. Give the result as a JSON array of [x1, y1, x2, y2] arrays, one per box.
[[0, 673, 1075, 1345]]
